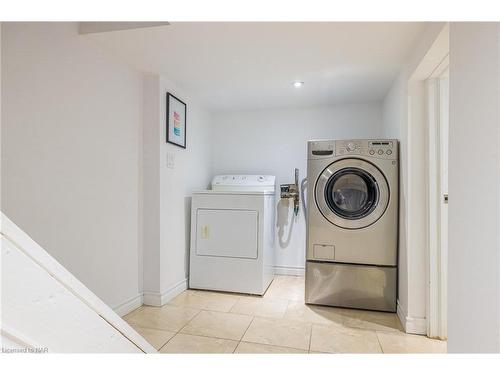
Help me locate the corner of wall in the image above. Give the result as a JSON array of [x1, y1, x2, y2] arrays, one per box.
[[140, 74, 214, 306], [113, 294, 144, 317], [397, 300, 426, 335], [143, 278, 188, 307]]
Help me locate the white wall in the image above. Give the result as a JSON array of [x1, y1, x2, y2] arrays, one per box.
[[212, 103, 383, 273], [382, 23, 446, 334], [448, 23, 500, 353], [382, 75, 410, 321], [142, 74, 212, 304], [0, 22, 2, 207], [1, 23, 143, 312], [141, 75, 161, 300], [159, 76, 212, 296]]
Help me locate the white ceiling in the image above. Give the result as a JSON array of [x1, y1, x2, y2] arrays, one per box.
[[85, 22, 427, 112]]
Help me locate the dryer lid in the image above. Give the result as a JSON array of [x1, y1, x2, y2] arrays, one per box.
[[211, 175, 276, 192]]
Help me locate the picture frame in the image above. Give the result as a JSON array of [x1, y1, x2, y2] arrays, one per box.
[[166, 92, 187, 148]]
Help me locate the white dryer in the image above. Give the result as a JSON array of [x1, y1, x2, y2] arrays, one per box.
[[189, 175, 276, 295]]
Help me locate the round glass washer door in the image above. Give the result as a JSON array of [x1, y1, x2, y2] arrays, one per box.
[[315, 158, 389, 229]]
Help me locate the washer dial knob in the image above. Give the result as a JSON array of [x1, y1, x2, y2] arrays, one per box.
[[346, 142, 356, 152]]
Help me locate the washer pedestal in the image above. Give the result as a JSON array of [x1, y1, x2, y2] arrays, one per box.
[[305, 261, 397, 312]]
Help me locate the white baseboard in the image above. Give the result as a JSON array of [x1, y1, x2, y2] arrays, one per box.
[[142, 291, 162, 306], [143, 278, 188, 307], [274, 265, 305, 276], [397, 300, 427, 335], [405, 316, 427, 335], [113, 293, 143, 317], [396, 301, 407, 328]]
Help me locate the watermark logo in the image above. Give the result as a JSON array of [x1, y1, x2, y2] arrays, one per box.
[[2, 346, 49, 354]]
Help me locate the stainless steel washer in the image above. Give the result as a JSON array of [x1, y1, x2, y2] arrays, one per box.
[[305, 139, 398, 312]]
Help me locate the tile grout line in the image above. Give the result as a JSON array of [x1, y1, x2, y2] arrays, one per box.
[[129, 322, 178, 334], [307, 323, 313, 353], [157, 331, 176, 352], [234, 316, 255, 354], [161, 304, 231, 351], [132, 278, 413, 353], [375, 331, 385, 354], [129, 285, 258, 352], [159, 292, 269, 352], [158, 307, 205, 352], [172, 301, 257, 351], [227, 293, 242, 313]]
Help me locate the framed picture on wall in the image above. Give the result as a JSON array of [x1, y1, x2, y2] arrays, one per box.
[[166, 92, 187, 148]]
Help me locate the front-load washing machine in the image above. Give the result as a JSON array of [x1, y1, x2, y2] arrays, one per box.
[[190, 175, 276, 295], [305, 139, 398, 312]]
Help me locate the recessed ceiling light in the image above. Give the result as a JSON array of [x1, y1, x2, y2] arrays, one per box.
[[293, 81, 304, 88]]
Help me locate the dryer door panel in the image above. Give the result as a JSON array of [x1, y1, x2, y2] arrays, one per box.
[[196, 209, 258, 259]]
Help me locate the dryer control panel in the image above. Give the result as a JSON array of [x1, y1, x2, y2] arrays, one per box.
[[211, 175, 276, 192]]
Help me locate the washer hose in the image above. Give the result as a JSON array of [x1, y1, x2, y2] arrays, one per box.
[[301, 177, 308, 218]]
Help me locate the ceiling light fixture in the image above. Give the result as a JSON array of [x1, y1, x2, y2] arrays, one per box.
[[293, 81, 304, 88]]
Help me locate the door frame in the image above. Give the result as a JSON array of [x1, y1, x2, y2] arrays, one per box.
[[404, 23, 449, 336], [425, 57, 449, 339]]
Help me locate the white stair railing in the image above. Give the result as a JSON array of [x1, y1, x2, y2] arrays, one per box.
[[0, 212, 156, 353]]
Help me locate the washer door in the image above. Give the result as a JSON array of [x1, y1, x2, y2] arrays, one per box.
[[315, 158, 389, 229]]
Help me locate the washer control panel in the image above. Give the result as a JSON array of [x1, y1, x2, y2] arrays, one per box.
[[308, 140, 335, 159], [335, 140, 397, 160], [309, 139, 398, 160]]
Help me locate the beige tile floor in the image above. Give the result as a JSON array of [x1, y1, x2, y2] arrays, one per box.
[[124, 275, 447, 354]]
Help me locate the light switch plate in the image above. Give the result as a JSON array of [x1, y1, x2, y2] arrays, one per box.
[[167, 153, 175, 169]]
